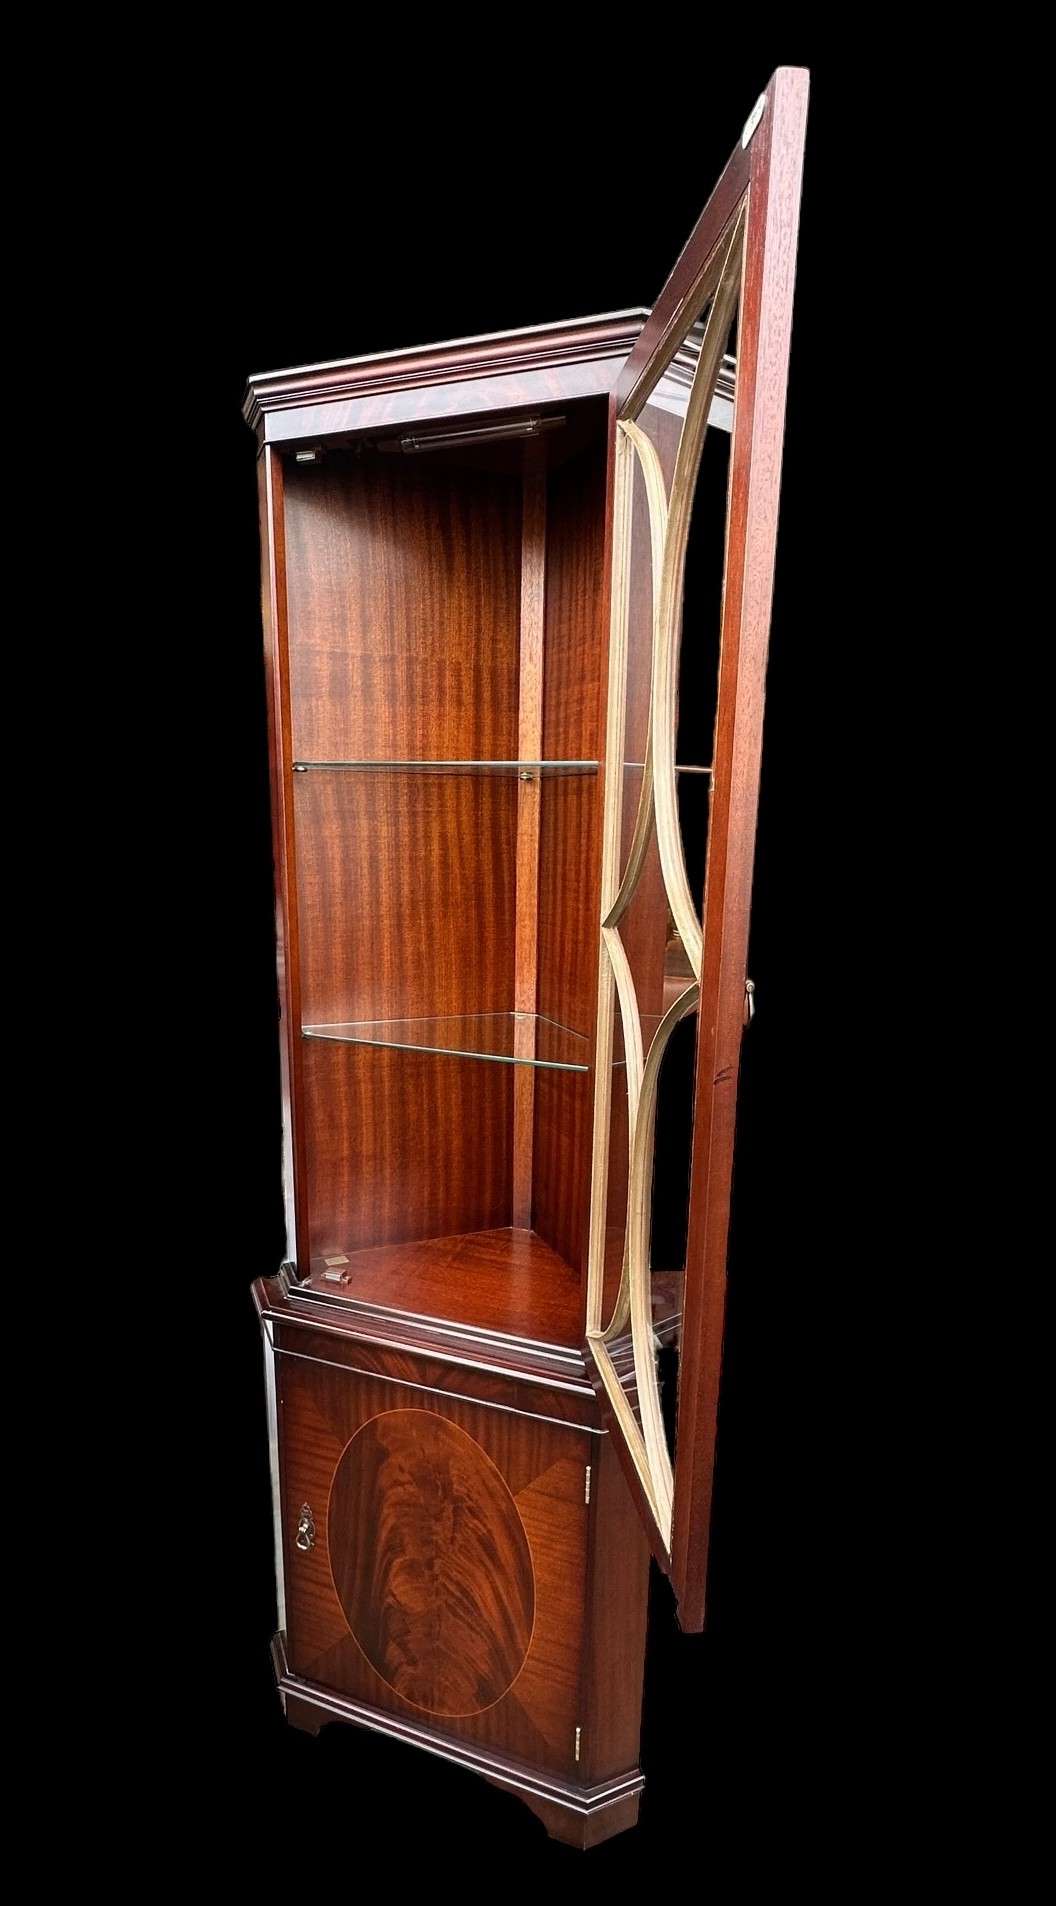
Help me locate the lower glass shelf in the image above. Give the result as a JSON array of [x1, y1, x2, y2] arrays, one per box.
[[302, 1011, 589, 1071]]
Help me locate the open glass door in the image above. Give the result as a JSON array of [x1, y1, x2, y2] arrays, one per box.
[[586, 66, 809, 1630]]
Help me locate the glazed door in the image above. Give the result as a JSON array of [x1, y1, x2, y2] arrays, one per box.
[[585, 66, 809, 1630]]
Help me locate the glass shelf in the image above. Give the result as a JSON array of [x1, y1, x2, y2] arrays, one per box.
[[620, 762, 713, 774], [292, 759, 599, 777], [302, 1010, 590, 1071]]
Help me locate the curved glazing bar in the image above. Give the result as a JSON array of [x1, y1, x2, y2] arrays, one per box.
[[605, 419, 668, 923], [598, 924, 644, 1340], [586, 201, 748, 1558], [649, 208, 744, 983], [587, 424, 636, 1342], [617, 980, 698, 1546]]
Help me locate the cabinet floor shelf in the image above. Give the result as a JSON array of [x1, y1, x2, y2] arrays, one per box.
[[303, 1225, 584, 1346], [302, 1011, 589, 1070]]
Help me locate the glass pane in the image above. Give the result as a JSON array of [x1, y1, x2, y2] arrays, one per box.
[[674, 361, 736, 905], [598, 1016, 630, 1336], [617, 448, 655, 888], [675, 771, 710, 920], [649, 1007, 698, 1465]]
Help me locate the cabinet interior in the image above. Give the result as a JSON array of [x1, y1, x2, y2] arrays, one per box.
[[278, 355, 735, 1361], [282, 399, 611, 1341]]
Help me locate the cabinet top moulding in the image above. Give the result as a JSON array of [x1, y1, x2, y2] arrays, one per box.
[[242, 311, 652, 448]]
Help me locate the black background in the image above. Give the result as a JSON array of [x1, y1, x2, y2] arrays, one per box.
[[150, 39, 872, 1881]]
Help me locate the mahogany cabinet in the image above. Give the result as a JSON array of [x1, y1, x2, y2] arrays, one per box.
[[244, 66, 809, 1847]]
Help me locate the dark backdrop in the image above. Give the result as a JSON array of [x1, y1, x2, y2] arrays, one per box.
[[158, 42, 864, 1880]]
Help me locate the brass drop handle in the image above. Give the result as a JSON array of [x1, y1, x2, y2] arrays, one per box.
[[295, 1503, 316, 1552], [743, 978, 755, 1027]]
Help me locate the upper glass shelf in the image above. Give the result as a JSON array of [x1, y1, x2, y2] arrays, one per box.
[[292, 759, 599, 777], [303, 1011, 590, 1071]]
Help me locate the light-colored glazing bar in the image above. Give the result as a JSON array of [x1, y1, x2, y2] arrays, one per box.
[[587, 427, 634, 1335], [650, 209, 745, 981]]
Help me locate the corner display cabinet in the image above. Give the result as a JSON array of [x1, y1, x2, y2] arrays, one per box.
[[244, 67, 808, 1848]]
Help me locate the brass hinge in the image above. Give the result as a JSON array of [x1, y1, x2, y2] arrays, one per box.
[[584, 1464, 592, 1505], [575, 1726, 582, 1763]]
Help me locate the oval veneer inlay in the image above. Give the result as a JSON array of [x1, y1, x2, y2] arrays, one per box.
[[329, 1410, 535, 1717]]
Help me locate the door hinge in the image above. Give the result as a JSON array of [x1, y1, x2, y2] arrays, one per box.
[[575, 1726, 582, 1763], [584, 1464, 592, 1505]]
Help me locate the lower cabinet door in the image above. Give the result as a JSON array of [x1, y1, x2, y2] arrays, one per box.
[[278, 1354, 593, 1776]]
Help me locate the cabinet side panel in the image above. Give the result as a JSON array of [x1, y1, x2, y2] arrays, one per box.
[[578, 1432, 650, 1782], [301, 1040, 513, 1254], [538, 442, 607, 1032], [540, 441, 607, 765], [533, 442, 608, 1272], [536, 774, 602, 1040], [532, 1070, 592, 1275], [282, 455, 522, 763]]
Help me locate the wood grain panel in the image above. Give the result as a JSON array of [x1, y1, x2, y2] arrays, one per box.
[[278, 1379, 348, 1678], [279, 1361, 590, 1775], [533, 795, 599, 1281], [506, 1456, 588, 1752], [283, 453, 521, 763], [329, 1411, 535, 1716], [299, 1226, 582, 1344], [540, 441, 607, 762], [532, 1067, 592, 1278], [302, 1039, 512, 1255], [578, 1430, 650, 1782], [295, 771, 516, 1026], [533, 443, 608, 1273], [257, 1283, 599, 1423], [259, 367, 623, 449], [243, 314, 644, 439], [513, 456, 547, 1223], [535, 774, 599, 1039]]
